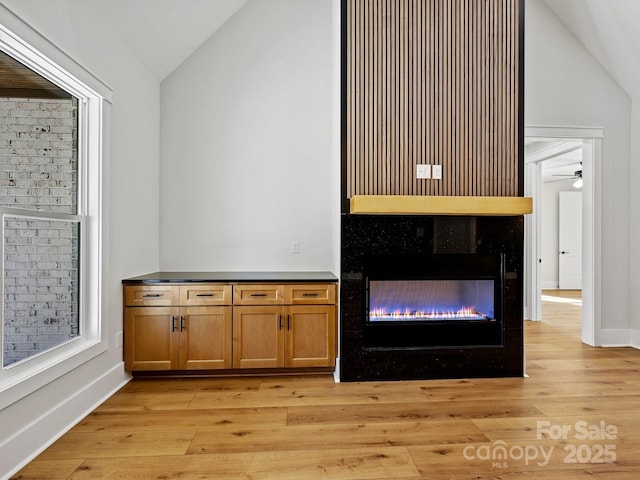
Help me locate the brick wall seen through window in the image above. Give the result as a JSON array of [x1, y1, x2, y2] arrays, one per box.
[[0, 97, 79, 366]]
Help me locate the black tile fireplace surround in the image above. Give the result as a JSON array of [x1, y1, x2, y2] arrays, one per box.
[[340, 214, 524, 382]]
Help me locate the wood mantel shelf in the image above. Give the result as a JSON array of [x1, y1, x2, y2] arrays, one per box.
[[350, 195, 533, 216]]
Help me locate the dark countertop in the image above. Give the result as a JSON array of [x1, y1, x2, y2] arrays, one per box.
[[122, 271, 339, 284]]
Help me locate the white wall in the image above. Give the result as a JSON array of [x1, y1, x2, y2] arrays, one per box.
[[0, 1, 160, 477], [160, 0, 337, 273], [541, 179, 576, 288], [526, 0, 631, 333], [631, 98, 640, 345]]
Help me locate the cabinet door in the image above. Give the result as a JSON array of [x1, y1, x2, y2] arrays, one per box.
[[285, 305, 336, 368], [124, 307, 179, 370], [179, 306, 232, 370], [232, 306, 284, 368]]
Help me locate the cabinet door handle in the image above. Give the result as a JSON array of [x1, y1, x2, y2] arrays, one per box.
[[287, 315, 291, 330], [196, 293, 214, 297], [279, 315, 282, 330], [302, 293, 319, 297], [180, 316, 185, 332], [143, 294, 162, 298], [172, 316, 177, 332], [250, 293, 268, 297]]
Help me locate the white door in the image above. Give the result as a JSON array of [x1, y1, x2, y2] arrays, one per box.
[[558, 191, 582, 289]]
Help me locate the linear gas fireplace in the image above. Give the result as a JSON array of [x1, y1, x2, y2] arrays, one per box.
[[369, 280, 493, 321], [340, 215, 524, 381], [363, 254, 503, 350]]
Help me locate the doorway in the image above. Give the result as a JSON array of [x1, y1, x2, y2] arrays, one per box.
[[523, 126, 603, 346]]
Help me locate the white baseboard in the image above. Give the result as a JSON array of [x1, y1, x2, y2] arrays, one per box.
[[631, 329, 640, 349], [542, 281, 559, 289], [3, 362, 129, 479], [596, 329, 633, 347]]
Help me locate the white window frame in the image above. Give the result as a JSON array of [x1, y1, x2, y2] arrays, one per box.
[[0, 16, 112, 410]]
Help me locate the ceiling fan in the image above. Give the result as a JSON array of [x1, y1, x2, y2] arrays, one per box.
[[549, 161, 583, 188], [550, 168, 582, 188], [551, 168, 581, 180]]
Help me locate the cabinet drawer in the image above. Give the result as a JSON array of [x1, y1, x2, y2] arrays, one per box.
[[180, 285, 231, 306], [124, 285, 179, 306], [284, 284, 336, 304], [233, 284, 284, 305]]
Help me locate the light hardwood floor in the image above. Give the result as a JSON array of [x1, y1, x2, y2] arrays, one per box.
[[13, 290, 640, 479]]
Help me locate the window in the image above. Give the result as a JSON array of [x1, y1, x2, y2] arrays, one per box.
[[0, 18, 111, 408], [0, 58, 80, 366]]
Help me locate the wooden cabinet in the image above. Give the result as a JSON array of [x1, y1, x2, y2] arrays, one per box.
[[232, 284, 336, 369], [285, 305, 336, 368], [124, 285, 232, 371], [178, 306, 232, 370], [232, 305, 284, 368], [124, 306, 178, 370], [124, 279, 337, 375]]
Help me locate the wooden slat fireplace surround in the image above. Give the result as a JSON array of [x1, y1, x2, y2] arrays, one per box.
[[341, 0, 526, 382], [345, 0, 522, 200]]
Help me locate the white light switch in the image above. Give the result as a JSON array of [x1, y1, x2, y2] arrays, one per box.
[[290, 240, 299, 254], [432, 165, 442, 179], [416, 164, 431, 179]]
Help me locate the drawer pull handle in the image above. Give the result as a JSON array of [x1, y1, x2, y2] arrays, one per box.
[[196, 294, 214, 297], [143, 294, 162, 298], [250, 293, 268, 297], [302, 293, 319, 297]]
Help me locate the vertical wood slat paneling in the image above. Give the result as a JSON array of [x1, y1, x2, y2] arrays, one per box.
[[346, 0, 520, 198]]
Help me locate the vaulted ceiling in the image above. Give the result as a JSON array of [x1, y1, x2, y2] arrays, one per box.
[[4, 1, 637, 100], [528, 1, 637, 182], [99, 0, 640, 94], [543, 0, 640, 98], [85, 0, 248, 81]]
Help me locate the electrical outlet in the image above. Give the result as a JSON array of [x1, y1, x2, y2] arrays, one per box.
[[432, 164, 442, 179], [416, 164, 431, 179], [290, 240, 299, 254]]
